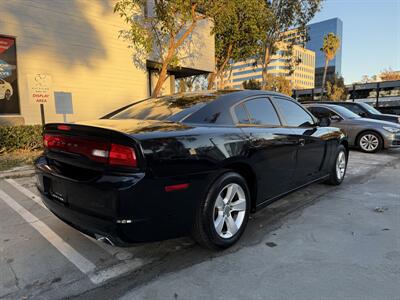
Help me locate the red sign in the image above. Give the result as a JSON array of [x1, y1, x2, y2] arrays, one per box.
[[0, 37, 14, 54]]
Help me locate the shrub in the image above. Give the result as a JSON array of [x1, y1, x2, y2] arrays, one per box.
[[0, 125, 43, 154]]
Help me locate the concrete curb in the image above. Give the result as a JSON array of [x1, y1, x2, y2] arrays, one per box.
[[0, 165, 35, 179]]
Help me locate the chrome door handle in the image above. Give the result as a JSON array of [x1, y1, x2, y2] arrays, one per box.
[[299, 138, 305, 146]]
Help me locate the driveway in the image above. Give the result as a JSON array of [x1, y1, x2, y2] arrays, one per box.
[[0, 150, 399, 299]]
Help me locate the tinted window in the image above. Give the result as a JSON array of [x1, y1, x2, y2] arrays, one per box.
[[274, 98, 314, 127], [328, 105, 360, 119], [358, 102, 381, 115], [307, 106, 339, 119], [107, 92, 235, 121], [341, 103, 365, 115], [235, 104, 250, 124], [242, 98, 281, 126]]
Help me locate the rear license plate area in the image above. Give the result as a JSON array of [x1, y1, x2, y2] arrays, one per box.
[[47, 178, 68, 204]]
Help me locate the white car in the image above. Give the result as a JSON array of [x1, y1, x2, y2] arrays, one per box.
[[0, 79, 13, 100]]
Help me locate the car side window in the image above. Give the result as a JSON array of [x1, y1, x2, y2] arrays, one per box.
[[239, 98, 281, 126], [274, 98, 314, 127], [342, 104, 365, 115], [234, 104, 250, 124], [307, 107, 333, 119]]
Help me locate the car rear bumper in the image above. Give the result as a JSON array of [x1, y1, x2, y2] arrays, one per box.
[[35, 156, 208, 245]]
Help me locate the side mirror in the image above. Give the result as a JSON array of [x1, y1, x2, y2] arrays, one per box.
[[359, 112, 367, 117], [330, 115, 341, 122], [318, 117, 331, 127]]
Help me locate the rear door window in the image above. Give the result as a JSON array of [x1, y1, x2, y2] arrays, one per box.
[[234, 103, 250, 124], [237, 98, 281, 126], [274, 98, 314, 127]]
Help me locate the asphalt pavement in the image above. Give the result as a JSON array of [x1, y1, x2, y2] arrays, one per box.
[[0, 150, 399, 300]]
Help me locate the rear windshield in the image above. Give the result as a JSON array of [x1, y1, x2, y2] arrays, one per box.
[[106, 91, 237, 121]]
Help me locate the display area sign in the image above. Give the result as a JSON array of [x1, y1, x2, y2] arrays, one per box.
[[27, 73, 53, 104], [0, 35, 20, 114]]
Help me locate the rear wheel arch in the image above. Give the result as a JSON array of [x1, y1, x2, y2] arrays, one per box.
[[222, 162, 257, 212], [340, 139, 349, 155]]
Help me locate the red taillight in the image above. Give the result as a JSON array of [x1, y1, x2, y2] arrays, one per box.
[[109, 143, 137, 167], [43, 134, 137, 167], [57, 125, 71, 131]]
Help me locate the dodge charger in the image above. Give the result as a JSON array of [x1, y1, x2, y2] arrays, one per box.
[[35, 90, 348, 249]]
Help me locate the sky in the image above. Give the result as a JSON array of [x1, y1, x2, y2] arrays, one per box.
[[310, 0, 400, 84]]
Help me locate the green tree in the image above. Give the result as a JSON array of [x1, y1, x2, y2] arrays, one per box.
[[263, 74, 292, 95], [321, 32, 340, 99], [207, 0, 269, 89], [326, 74, 347, 101], [114, 0, 214, 97], [243, 79, 261, 90], [259, 0, 322, 90]]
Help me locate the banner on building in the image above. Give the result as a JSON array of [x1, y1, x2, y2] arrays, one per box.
[[0, 35, 20, 114]]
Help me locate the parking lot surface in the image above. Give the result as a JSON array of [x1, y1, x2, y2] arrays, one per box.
[[0, 150, 399, 299]]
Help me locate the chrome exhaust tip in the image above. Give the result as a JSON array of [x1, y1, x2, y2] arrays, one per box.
[[95, 235, 115, 246]]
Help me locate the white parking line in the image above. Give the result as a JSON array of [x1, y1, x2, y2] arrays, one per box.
[[0, 189, 96, 276], [5, 178, 45, 209], [1, 187, 148, 285], [4, 178, 134, 261]]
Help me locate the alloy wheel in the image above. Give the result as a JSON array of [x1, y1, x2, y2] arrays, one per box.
[[359, 134, 379, 152], [213, 183, 246, 239], [336, 150, 346, 180]]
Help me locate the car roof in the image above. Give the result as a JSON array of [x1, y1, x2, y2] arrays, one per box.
[[301, 101, 358, 105], [182, 89, 296, 125], [304, 103, 341, 108]]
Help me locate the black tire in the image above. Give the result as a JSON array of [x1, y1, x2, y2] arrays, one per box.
[[357, 131, 383, 153], [191, 172, 250, 250], [5, 90, 11, 100], [326, 144, 348, 185]]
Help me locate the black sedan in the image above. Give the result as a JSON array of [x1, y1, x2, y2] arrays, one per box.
[[35, 90, 348, 249], [303, 101, 400, 124]]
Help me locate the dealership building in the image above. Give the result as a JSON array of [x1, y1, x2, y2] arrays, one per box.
[[0, 0, 214, 125]]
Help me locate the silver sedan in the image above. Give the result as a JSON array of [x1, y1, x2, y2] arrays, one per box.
[[305, 103, 400, 153]]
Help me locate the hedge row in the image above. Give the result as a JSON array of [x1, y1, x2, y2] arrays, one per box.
[[0, 125, 43, 154]]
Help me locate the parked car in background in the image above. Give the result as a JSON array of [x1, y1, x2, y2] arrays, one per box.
[[305, 103, 400, 153], [303, 101, 400, 124], [35, 90, 348, 250], [0, 79, 13, 100]]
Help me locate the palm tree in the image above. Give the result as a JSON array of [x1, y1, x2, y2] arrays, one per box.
[[320, 33, 340, 100]]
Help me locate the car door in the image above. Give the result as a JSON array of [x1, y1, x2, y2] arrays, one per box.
[[273, 98, 327, 186], [234, 97, 298, 203]]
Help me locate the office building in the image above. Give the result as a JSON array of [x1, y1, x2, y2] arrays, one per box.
[[222, 43, 315, 90], [306, 18, 343, 88]]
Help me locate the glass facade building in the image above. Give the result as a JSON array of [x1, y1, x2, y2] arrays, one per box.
[[306, 18, 343, 88]]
